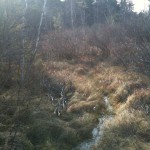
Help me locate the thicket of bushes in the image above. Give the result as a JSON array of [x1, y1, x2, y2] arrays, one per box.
[[42, 16, 150, 76]]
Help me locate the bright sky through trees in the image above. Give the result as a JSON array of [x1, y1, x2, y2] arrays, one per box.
[[61, 0, 149, 13], [132, 0, 150, 12]]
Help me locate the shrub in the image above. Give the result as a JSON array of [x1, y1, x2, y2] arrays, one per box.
[[27, 120, 63, 145]]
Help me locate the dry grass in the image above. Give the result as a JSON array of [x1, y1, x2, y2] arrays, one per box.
[[1, 45, 150, 149], [41, 56, 150, 113], [117, 88, 150, 115], [89, 66, 150, 150], [94, 110, 150, 150], [42, 56, 150, 150]]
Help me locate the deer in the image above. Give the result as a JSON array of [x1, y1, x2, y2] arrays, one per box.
[[47, 82, 71, 116]]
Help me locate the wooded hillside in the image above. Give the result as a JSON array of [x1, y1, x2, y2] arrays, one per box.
[[0, 0, 150, 150]]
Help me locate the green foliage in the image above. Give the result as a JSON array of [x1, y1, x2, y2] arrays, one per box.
[[27, 120, 63, 145], [0, 135, 5, 146]]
